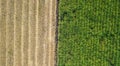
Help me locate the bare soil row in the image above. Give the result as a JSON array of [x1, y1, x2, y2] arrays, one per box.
[[0, 0, 57, 66]]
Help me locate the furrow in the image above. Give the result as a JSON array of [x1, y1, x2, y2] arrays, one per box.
[[35, 0, 39, 66], [48, 0, 52, 65], [44, 0, 49, 66], [14, 0, 22, 66], [28, 0, 36, 66], [6, 0, 14, 66], [36, 0, 45, 66], [48, 0, 57, 66], [21, 0, 29, 66], [0, 0, 7, 66]]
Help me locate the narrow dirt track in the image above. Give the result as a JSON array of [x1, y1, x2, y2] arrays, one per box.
[[0, 0, 57, 66]]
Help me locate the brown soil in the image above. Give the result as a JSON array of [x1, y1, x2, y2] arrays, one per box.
[[0, 0, 57, 66]]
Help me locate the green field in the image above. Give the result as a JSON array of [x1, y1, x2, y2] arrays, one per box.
[[58, 0, 120, 66]]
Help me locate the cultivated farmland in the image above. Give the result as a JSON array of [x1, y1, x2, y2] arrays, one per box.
[[0, 0, 57, 66], [58, 0, 120, 66]]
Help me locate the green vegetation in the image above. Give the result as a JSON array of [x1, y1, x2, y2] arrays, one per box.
[[58, 0, 120, 66]]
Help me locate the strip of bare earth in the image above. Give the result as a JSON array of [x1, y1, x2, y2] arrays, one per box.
[[0, 0, 57, 66], [0, 0, 7, 66]]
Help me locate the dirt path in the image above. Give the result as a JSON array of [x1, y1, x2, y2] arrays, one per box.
[[0, 0, 57, 66]]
